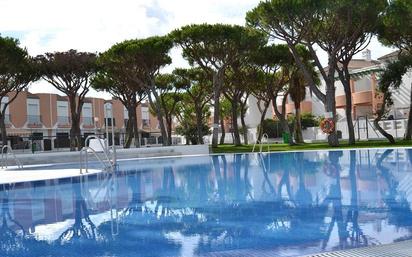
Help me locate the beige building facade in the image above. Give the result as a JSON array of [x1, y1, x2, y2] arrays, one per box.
[[1, 90, 161, 150]]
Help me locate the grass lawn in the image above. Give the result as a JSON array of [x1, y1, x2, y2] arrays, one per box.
[[211, 140, 412, 153]]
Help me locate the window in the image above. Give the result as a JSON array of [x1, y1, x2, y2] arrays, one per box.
[[124, 106, 129, 127], [27, 98, 41, 124], [82, 103, 93, 125], [141, 106, 150, 127], [57, 100, 69, 124], [104, 103, 115, 127]]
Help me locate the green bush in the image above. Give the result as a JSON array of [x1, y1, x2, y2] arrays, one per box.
[[260, 113, 321, 138], [287, 112, 321, 129], [259, 119, 284, 138]]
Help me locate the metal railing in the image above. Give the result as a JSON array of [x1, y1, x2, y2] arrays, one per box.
[[80, 135, 114, 174], [80, 104, 117, 175], [252, 133, 270, 153], [1, 145, 23, 169]]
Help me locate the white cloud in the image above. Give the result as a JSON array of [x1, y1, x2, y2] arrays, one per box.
[[0, 0, 394, 98], [0, 0, 260, 97]]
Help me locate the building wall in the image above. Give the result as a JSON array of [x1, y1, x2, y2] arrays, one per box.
[[3, 91, 161, 140]]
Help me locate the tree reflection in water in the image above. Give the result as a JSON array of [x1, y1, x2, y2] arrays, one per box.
[[58, 177, 97, 244], [379, 149, 412, 238], [0, 184, 27, 255], [1, 150, 412, 256]]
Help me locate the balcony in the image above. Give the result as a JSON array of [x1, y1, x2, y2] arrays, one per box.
[[27, 115, 42, 126], [353, 90, 373, 105], [335, 95, 346, 108], [285, 101, 312, 114], [104, 118, 116, 127], [142, 119, 150, 128]]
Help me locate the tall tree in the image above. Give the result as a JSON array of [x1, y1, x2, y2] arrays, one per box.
[[288, 53, 319, 144], [174, 94, 211, 145], [250, 44, 294, 144], [377, 0, 412, 140], [171, 24, 266, 147], [0, 36, 38, 147], [375, 54, 412, 143], [173, 68, 213, 144], [223, 62, 247, 146], [103, 36, 173, 146], [247, 0, 386, 146], [289, 70, 307, 144], [154, 73, 183, 146], [332, 0, 387, 145], [92, 72, 146, 148], [36, 50, 98, 151], [219, 98, 232, 145], [250, 71, 272, 142]]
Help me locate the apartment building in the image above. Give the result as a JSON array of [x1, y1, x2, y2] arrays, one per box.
[[280, 50, 412, 121], [277, 49, 411, 140], [0, 90, 161, 150]]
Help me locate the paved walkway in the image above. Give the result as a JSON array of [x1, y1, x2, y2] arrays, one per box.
[[199, 240, 412, 257], [305, 240, 412, 257], [0, 167, 102, 184]]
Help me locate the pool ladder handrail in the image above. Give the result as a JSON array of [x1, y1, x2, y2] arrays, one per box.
[[252, 133, 270, 153], [80, 135, 115, 174], [1, 145, 23, 169]]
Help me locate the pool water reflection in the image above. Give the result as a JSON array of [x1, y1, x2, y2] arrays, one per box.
[[1, 148, 412, 257]]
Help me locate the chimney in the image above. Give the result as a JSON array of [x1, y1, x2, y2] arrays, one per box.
[[362, 49, 371, 61]]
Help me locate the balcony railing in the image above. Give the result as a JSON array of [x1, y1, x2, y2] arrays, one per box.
[[142, 119, 150, 127], [57, 116, 70, 124], [104, 118, 116, 127], [82, 117, 94, 126], [27, 115, 41, 125]]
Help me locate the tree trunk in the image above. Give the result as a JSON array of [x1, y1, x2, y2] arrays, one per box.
[[325, 78, 339, 147], [124, 114, 133, 148], [240, 108, 248, 145], [148, 85, 168, 146], [374, 93, 395, 144], [69, 96, 81, 151], [257, 101, 269, 142], [404, 84, 412, 140], [0, 114, 7, 148], [129, 104, 140, 148], [338, 66, 356, 145], [272, 92, 294, 145], [230, 99, 241, 146], [195, 106, 204, 144], [166, 118, 173, 146], [294, 103, 304, 144], [240, 96, 249, 145], [219, 115, 225, 145], [212, 70, 224, 148]]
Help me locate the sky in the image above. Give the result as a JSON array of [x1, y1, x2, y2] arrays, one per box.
[[0, 0, 395, 98]]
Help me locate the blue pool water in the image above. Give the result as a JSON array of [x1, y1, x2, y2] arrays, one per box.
[[1, 148, 412, 257]]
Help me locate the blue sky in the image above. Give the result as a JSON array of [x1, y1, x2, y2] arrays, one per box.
[[0, 0, 394, 97]]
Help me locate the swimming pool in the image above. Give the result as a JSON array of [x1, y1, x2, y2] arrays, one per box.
[[1, 148, 412, 257]]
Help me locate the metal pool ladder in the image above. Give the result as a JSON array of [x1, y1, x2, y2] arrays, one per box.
[[252, 133, 270, 153], [1, 145, 23, 169], [79, 135, 116, 174]]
